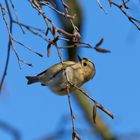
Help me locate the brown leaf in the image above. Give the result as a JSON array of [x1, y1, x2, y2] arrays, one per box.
[[45, 27, 50, 36], [47, 43, 52, 57], [95, 38, 104, 48], [93, 104, 97, 124], [95, 47, 111, 53]]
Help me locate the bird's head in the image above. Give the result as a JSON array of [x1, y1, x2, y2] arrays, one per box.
[[78, 56, 96, 82]]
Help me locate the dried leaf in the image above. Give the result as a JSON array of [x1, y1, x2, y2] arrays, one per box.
[[93, 104, 97, 123], [27, 63, 33, 67], [94, 38, 111, 53], [95, 38, 104, 48], [36, 52, 43, 57], [72, 132, 76, 140], [47, 43, 52, 57], [52, 26, 57, 36], [95, 102, 114, 119], [72, 131, 81, 140], [95, 47, 111, 53], [45, 27, 50, 36]]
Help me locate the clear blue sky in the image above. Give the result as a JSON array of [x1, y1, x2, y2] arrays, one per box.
[[0, 0, 140, 140]]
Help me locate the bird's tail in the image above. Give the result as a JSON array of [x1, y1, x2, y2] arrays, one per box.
[[26, 76, 39, 85]]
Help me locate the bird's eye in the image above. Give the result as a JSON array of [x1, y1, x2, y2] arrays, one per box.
[[83, 62, 87, 67]]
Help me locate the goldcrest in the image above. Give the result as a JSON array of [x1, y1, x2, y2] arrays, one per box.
[[26, 57, 96, 95]]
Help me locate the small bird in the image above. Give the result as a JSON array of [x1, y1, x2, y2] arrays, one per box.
[[26, 56, 96, 95]]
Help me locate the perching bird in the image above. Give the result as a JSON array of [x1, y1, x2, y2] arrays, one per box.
[[26, 56, 96, 95]]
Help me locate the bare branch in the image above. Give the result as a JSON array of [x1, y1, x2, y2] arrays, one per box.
[[0, 2, 12, 92], [108, 0, 140, 30], [96, 0, 108, 14], [9, 0, 25, 33], [67, 80, 114, 120]]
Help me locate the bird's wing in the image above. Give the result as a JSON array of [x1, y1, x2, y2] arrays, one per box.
[[37, 61, 76, 80], [37, 69, 48, 76]]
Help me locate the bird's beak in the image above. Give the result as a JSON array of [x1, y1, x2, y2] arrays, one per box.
[[77, 55, 82, 62]]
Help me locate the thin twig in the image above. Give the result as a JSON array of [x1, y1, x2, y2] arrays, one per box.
[[0, 2, 12, 92], [13, 20, 45, 34], [108, 0, 140, 30], [61, 0, 81, 42], [96, 0, 108, 14], [13, 38, 43, 57], [9, 0, 25, 33], [67, 88, 75, 134], [68, 80, 114, 119], [1, 3, 32, 69], [65, 67, 82, 140], [47, 2, 75, 20]]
